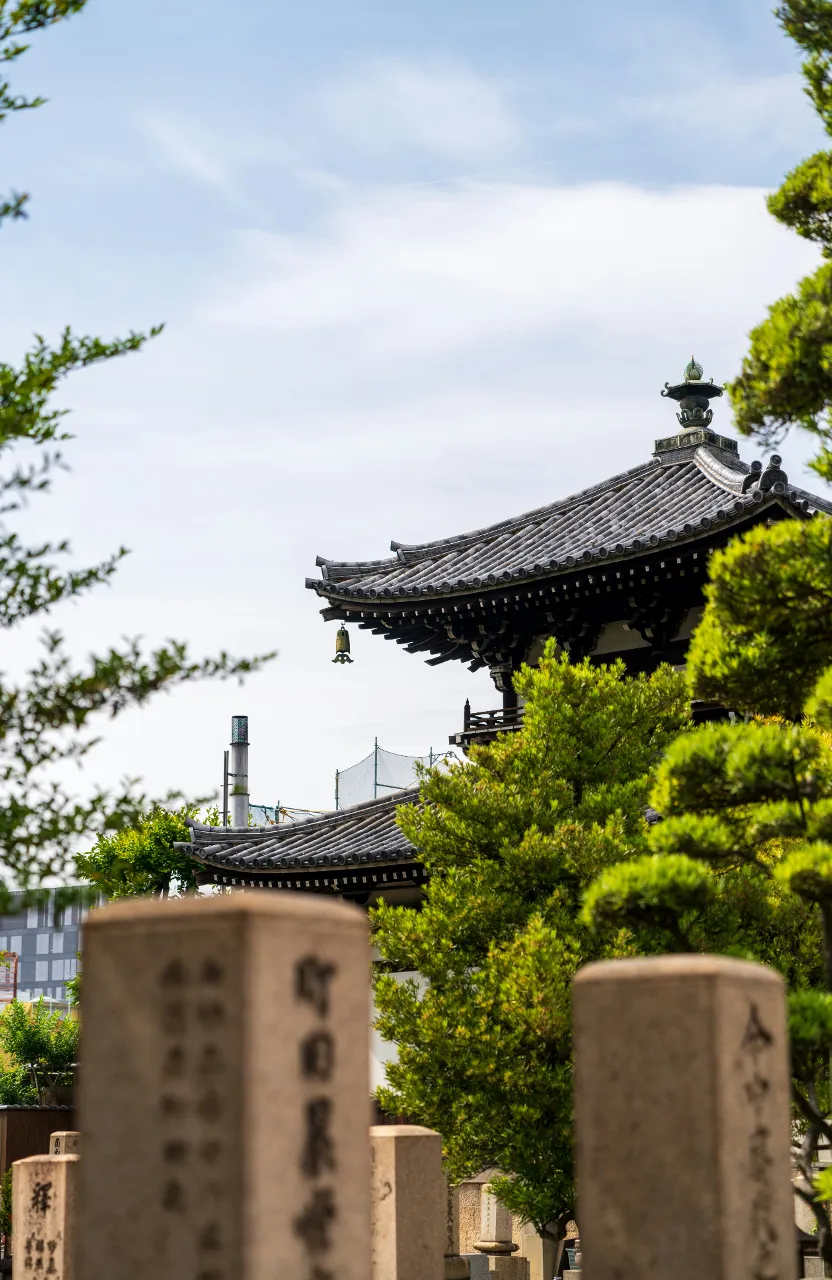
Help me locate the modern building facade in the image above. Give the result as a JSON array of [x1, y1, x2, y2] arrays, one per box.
[[0, 891, 83, 1005]]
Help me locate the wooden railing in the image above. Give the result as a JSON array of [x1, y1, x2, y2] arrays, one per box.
[[450, 702, 524, 748]]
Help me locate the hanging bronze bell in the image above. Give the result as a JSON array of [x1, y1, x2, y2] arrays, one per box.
[[333, 624, 353, 664]]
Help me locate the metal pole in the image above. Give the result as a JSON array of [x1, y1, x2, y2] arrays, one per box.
[[374, 736, 378, 800], [429, 746, 434, 767], [222, 750, 229, 828], [335, 770, 340, 811], [230, 715, 249, 828]]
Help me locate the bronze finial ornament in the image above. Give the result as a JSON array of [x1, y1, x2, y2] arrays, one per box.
[[661, 356, 724, 429], [333, 624, 353, 664], [684, 355, 703, 382]]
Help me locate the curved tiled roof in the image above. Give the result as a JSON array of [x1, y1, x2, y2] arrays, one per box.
[[178, 789, 417, 874], [306, 445, 832, 605]]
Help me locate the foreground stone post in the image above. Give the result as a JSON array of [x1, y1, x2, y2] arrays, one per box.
[[50, 1132, 80, 1156], [371, 1124, 445, 1280], [573, 956, 795, 1280], [13, 1153, 79, 1278], [78, 893, 371, 1280]]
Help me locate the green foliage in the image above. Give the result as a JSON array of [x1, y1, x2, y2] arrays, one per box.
[[581, 854, 712, 945], [777, 2, 832, 134], [727, 2, 832, 467], [768, 153, 832, 248], [777, 843, 832, 901], [0, 999, 78, 1074], [0, 1, 87, 223], [76, 806, 199, 900], [816, 1167, 832, 1204], [0, 1000, 79, 1102], [685, 518, 832, 717], [0, 1064, 35, 1105], [372, 648, 688, 1231], [0, 1168, 11, 1245], [65, 955, 80, 1007]]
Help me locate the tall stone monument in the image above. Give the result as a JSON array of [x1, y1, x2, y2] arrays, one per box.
[[573, 955, 795, 1280], [77, 893, 371, 1280]]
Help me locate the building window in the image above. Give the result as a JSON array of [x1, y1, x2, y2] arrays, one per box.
[[35, 961, 48, 982], [10, 936, 21, 955], [36, 934, 49, 956], [26, 909, 37, 929], [51, 933, 63, 954]]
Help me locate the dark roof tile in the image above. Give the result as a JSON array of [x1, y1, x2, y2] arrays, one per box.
[[308, 446, 832, 604], [178, 789, 418, 873]]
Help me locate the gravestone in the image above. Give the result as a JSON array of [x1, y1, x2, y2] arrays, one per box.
[[77, 892, 371, 1280], [49, 1134, 79, 1157], [573, 955, 795, 1280], [446, 1181, 470, 1279], [458, 1175, 489, 1255], [475, 1188, 529, 1278], [516, 1221, 563, 1280], [13, 1153, 79, 1279], [370, 1124, 445, 1280]]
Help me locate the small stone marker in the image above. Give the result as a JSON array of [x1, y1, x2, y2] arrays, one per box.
[[13, 1153, 79, 1280], [371, 1124, 445, 1280], [49, 1133, 80, 1157], [573, 955, 795, 1280], [77, 893, 371, 1280]]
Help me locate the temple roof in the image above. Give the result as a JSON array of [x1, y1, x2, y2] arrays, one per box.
[[306, 444, 832, 607], [177, 789, 417, 881]]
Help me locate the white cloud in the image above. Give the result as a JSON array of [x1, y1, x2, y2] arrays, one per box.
[[137, 111, 229, 189], [623, 73, 819, 150], [1, 174, 826, 813], [211, 179, 820, 369], [546, 72, 821, 155], [312, 57, 519, 160]]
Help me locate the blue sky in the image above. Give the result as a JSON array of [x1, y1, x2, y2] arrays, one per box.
[[1, 0, 827, 815]]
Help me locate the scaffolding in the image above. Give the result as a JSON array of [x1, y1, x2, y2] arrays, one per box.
[[334, 739, 457, 810], [249, 804, 322, 826]]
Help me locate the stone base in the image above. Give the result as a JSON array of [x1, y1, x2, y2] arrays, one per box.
[[804, 1258, 831, 1279], [445, 1257, 471, 1279], [464, 1256, 530, 1280], [486, 1257, 530, 1279]]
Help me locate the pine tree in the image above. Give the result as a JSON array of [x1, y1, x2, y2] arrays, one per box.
[[730, 0, 832, 479], [372, 648, 688, 1234]]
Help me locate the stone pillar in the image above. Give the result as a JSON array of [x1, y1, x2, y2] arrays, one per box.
[[50, 1132, 80, 1156], [371, 1124, 445, 1280], [458, 1175, 488, 1254], [475, 1187, 529, 1278], [13, 1153, 79, 1279], [77, 892, 371, 1280], [446, 1181, 470, 1279], [573, 955, 795, 1280]]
